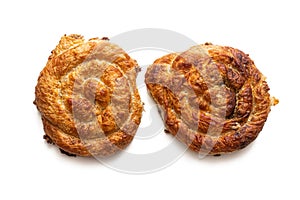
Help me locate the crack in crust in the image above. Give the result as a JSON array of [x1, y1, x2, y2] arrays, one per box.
[[145, 43, 276, 155], [35, 34, 143, 157]]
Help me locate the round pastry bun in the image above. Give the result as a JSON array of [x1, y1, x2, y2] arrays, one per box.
[[34, 34, 143, 157], [145, 43, 277, 155]]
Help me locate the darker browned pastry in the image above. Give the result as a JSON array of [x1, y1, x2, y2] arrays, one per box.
[[34, 34, 143, 157], [145, 43, 278, 155]]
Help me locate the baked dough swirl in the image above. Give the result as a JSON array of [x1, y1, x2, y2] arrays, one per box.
[[34, 34, 143, 157], [145, 43, 277, 155]]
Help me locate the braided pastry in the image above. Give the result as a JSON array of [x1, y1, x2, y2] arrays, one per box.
[[145, 43, 277, 155], [34, 34, 143, 157]]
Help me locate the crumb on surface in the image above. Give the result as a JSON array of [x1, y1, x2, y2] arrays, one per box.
[[43, 134, 54, 144]]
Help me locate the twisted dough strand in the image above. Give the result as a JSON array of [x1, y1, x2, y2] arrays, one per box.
[[35, 34, 143, 156], [145, 43, 275, 155]]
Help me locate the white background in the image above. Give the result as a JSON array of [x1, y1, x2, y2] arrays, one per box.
[[0, 0, 299, 199]]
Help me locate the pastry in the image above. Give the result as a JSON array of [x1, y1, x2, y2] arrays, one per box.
[[34, 34, 143, 157], [145, 43, 278, 155]]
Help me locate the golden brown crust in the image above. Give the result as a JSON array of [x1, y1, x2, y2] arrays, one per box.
[[145, 43, 275, 155], [35, 34, 143, 157]]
